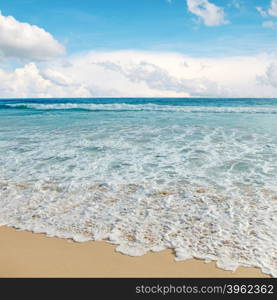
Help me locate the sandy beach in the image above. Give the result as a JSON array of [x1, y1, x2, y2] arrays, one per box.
[[0, 226, 269, 278]]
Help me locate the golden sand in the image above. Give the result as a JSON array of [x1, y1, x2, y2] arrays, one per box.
[[0, 226, 269, 278]]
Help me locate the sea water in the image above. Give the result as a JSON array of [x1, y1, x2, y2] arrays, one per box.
[[0, 98, 276, 276]]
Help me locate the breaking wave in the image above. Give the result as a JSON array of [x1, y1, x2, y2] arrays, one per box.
[[2, 102, 277, 113]]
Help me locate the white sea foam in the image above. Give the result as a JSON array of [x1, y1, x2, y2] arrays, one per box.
[[0, 116, 276, 277], [4, 102, 277, 113]]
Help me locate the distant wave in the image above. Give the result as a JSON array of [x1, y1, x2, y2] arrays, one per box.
[[1, 103, 277, 113]]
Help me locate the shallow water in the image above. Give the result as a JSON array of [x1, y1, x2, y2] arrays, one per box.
[[0, 98, 276, 276]]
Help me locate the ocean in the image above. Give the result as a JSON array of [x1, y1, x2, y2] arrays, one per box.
[[0, 98, 276, 276]]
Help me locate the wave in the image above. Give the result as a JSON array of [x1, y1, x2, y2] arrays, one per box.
[[1, 103, 277, 113], [1, 180, 277, 277]]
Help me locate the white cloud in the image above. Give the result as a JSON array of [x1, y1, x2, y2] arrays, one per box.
[[0, 50, 276, 98], [262, 20, 277, 28], [256, 6, 268, 17], [0, 63, 91, 98], [257, 0, 277, 18], [186, 0, 228, 26], [40, 69, 74, 87], [93, 60, 225, 97], [269, 0, 277, 17], [258, 63, 277, 88], [0, 62, 121, 98], [0, 12, 65, 61], [0, 63, 52, 97]]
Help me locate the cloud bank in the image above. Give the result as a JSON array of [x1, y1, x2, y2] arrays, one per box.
[[0, 50, 276, 98], [0, 12, 65, 61]]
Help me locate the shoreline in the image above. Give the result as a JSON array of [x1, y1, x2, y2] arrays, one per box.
[[0, 226, 270, 278]]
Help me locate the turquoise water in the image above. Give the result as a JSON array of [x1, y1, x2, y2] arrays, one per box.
[[0, 98, 277, 276]]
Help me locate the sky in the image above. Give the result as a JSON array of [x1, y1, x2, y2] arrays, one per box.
[[0, 0, 276, 98]]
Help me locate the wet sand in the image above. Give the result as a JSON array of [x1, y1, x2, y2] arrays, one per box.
[[0, 226, 269, 278]]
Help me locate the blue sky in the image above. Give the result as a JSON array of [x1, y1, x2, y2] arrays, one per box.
[[1, 0, 276, 57], [0, 0, 276, 98]]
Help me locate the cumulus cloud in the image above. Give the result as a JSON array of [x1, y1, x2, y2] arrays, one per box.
[[0, 50, 276, 98], [0, 12, 65, 61], [186, 0, 228, 26], [0, 63, 52, 97], [0, 63, 116, 98]]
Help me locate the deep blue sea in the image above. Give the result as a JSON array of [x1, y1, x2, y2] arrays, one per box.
[[0, 98, 276, 276]]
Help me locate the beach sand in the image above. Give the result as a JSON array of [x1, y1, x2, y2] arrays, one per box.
[[0, 226, 269, 278]]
